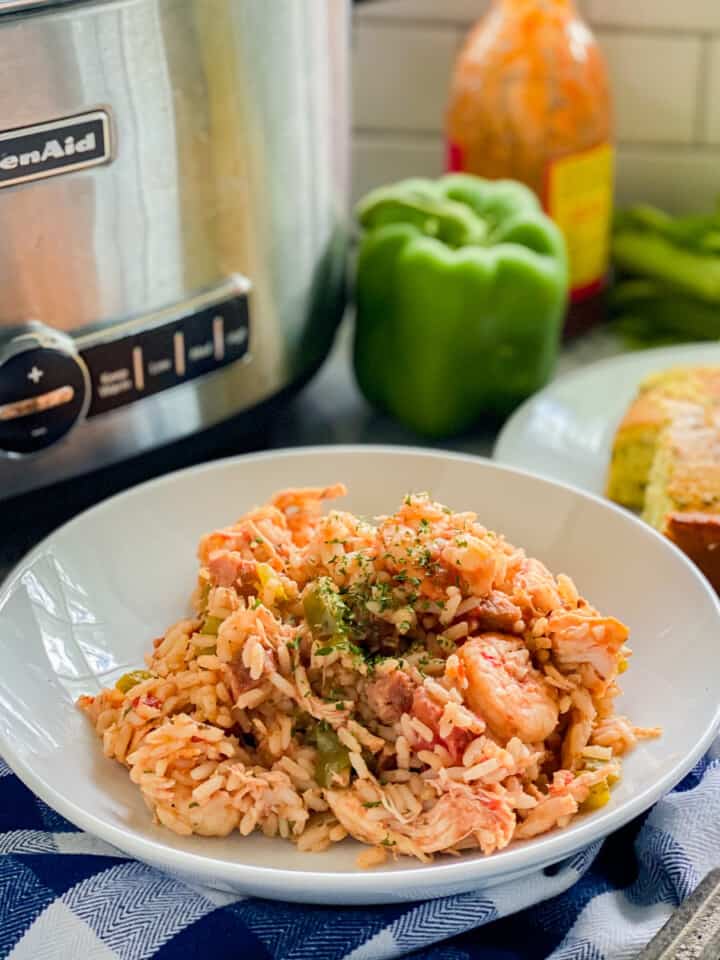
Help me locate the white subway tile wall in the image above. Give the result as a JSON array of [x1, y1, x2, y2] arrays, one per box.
[[355, 0, 489, 20], [353, 22, 460, 132], [353, 135, 445, 201], [585, 0, 720, 32], [705, 39, 720, 143], [615, 147, 720, 210], [599, 33, 702, 143], [353, 0, 720, 211]]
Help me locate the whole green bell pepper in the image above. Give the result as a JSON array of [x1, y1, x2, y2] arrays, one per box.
[[353, 175, 568, 436]]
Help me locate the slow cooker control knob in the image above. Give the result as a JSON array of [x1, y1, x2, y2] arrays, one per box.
[[0, 328, 90, 456]]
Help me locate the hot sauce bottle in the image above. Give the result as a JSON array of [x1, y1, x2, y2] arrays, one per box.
[[446, 0, 613, 336]]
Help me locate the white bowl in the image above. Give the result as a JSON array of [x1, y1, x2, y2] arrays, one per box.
[[1, 446, 718, 905]]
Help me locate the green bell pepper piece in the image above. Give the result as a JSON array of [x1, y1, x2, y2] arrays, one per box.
[[353, 175, 568, 437], [313, 722, 351, 788], [199, 615, 223, 636], [303, 578, 348, 638], [116, 670, 153, 694]]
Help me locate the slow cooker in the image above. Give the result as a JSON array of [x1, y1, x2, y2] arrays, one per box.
[[0, 0, 349, 500]]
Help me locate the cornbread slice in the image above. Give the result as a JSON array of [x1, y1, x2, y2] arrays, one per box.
[[643, 409, 720, 590], [606, 366, 720, 509], [606, 391, 682, 509]]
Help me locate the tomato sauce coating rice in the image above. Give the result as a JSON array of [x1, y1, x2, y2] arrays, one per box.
[[78, 485, 659, 866]]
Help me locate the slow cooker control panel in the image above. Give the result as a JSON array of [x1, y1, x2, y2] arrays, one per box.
[[0, 279, 251, 457], [0, 331, 90, 456], [80, 288, 250, 418]]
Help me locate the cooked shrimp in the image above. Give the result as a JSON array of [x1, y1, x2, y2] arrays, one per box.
[[508, 556, 563, 616], [440, 535, 499, 596], [547, 610, 628, 688], [458, 634, 559, 743]]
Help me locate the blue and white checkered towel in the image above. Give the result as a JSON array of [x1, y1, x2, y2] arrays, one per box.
[[1, 741, 719, 960]]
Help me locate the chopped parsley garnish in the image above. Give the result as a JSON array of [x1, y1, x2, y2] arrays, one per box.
[[363, 801, 382, 808]]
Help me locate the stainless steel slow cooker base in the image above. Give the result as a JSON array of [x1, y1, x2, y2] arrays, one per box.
[[0, 0, 349, 499]]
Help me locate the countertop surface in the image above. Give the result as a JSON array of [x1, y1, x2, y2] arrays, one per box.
[[1, 323, 626, 581]]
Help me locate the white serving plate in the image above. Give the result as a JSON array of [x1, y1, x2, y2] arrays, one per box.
[[494, 342, 720, 494], [1, 446, 718, 904]]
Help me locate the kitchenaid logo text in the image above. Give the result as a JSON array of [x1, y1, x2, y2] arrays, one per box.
[[0, 111, 111, 188]]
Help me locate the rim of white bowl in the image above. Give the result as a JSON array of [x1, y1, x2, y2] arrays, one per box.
[[2, 444, 719, 899]]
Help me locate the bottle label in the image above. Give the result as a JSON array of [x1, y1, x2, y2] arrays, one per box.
[[446, 141, 464, 172], [544, 143, 614, 302]]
